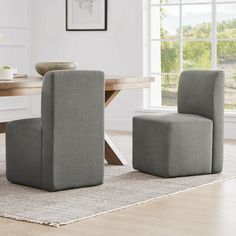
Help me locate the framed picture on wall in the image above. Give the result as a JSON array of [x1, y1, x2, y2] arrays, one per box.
[[66, 0, 107, 31]]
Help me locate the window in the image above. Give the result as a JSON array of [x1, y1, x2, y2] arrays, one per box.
[[145, 0, 236, 111]]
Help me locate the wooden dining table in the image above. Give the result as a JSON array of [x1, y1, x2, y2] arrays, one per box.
[[0, 75, 154, 165]]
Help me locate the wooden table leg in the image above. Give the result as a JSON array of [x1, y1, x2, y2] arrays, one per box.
[[105, 133, 127, 165], [105, 90, 127, 165], [0, 122, 7, 133]]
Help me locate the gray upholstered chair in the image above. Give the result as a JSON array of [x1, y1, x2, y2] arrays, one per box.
[[6, 70, 105, 191], [133, 70, 225, 178]]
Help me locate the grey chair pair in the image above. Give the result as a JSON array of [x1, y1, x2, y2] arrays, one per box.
[[133, 70, 225, 178], [6, 70, 105, 191]]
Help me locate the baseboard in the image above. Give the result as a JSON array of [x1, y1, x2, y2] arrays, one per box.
[[105, 119, 132, 131]]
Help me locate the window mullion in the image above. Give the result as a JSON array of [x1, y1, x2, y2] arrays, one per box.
[[180, 0, 183, 73], [212, 0, 217, 69], [144, 0, 152, 108]]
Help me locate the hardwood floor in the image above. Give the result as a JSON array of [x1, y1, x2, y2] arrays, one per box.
[[0, 133, 236, 236]]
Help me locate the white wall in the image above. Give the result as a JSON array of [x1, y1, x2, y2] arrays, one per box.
[[30, 0, 144, 130], [0, 0, 32, 122]]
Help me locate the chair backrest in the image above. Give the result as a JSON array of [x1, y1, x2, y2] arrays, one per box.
[[41, 70, 104, 191], [178, 70, 225, 173]]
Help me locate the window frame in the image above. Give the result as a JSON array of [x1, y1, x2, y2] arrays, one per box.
[[144, 0, 236, 112]]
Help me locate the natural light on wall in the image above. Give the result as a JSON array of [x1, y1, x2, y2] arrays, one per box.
[[145, 0, 236, 112]]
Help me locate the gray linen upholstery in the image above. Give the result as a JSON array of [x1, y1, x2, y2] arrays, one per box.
[[178, 70, 225, 173], [6, 119, 42, 188], [133, 70, 225, 177], [133, 114, 213, 177], [6, 70, 105, 191]]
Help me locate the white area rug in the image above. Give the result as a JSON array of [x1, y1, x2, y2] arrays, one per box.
[[0, 133, 235, 227]]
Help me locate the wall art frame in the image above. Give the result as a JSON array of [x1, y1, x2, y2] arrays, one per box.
[[66, 0, 107, 31]]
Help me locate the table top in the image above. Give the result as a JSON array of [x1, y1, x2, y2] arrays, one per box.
[[0, 75, 154, 97]]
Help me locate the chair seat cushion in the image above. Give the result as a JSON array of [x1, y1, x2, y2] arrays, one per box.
[[133, 113, 213, 177], [134, 113, 212, 125]]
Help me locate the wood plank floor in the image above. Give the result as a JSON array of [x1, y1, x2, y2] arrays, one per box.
[[0, 133, 236, 236]]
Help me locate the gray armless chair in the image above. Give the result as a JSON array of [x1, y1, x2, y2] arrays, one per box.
[[6, 70, 104, 191], [133, 70, 225, 178]]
